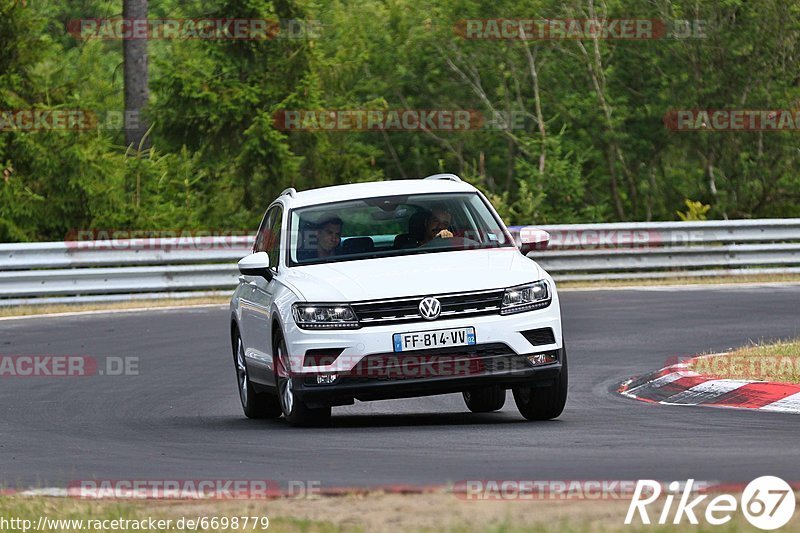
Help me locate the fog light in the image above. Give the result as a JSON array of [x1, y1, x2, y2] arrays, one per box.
[[316, 374, 337, 385], [527, 352, 557, 366]]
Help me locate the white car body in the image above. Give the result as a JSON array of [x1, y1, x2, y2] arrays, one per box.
[[229, 175, 567, 425]]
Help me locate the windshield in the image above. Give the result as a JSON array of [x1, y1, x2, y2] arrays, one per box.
[[287, 192, 513, 266]]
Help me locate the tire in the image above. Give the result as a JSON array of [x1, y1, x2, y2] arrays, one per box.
[[274, 332, 331, 427], [232, 330, 282, 419], [512, 346, 568, 421], [462, 386, 506, 412]]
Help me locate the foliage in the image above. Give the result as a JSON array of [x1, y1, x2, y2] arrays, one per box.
[[2, 0, 800, 241], [677, 199, 711, 221]]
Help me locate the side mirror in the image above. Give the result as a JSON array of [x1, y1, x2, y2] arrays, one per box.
[[516, 227, 550, 255], [238, 252, 274, 281]]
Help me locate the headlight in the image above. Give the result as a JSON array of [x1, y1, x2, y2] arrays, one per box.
[[500, 281, 551, 315], [292, 304, 360, 329]]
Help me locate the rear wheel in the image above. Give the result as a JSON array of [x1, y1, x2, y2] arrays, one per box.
[[232, 330, 281, 419], [462, 386, 506, 412], [274, 332, 331, 427], [512, 346, 568, 421]]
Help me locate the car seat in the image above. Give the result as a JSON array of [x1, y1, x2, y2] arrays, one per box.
[[393, 210, 428, 249]]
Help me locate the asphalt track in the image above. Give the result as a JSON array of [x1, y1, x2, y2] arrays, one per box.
[[2, 286, 800, 490]]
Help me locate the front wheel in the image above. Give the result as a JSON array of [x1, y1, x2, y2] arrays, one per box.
[[512, 346, 568, 421], [233, 330, 281, 419], [274, 333, 331, 427]]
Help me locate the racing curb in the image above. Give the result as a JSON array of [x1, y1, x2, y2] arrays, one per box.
[[618, 354, 800, 414]]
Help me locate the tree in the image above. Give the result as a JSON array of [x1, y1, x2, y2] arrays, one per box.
[[123, 0, 150, 148]]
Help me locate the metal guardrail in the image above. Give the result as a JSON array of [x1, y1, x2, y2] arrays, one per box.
[[517, 219, 800, 281], [1, 219, 800, 305], [0, 237, 253, 270]]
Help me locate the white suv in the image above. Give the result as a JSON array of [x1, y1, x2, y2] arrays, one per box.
[[230, 174, 566, 426]]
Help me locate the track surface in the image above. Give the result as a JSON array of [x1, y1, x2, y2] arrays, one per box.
[[2, 286, 799, 489]]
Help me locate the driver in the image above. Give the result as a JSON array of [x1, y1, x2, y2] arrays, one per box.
[[419, 207, 454, 245]]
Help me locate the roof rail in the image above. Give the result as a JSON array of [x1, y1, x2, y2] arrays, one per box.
[[423, 173, 462, 182], [279, 187, 297, 198]]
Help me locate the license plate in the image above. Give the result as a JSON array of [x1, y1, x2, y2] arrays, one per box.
[[393, 327, 476, 352]]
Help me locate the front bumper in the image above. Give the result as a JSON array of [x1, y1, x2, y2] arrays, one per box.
[[294, 345, 564, 407]]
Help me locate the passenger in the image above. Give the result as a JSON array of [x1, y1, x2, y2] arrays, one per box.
[[298, 214, 343, 261]]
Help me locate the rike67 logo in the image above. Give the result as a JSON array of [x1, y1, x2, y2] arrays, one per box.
[[626, 477, 796, 530]]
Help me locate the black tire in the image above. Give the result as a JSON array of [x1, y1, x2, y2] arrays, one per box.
[[274, 332, 331, 427], [512, 346, 568, 421], [462, 386, 506, 412], [232, 329, 282, 419]]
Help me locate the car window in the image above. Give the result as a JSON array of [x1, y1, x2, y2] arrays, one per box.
[[267, 206, 283, 268], [287, 192, 511, 266], [254, 205, 279, 255]]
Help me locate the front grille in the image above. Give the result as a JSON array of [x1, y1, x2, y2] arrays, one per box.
[[521, 327, 556, 346], [351, 288, 505, 326]]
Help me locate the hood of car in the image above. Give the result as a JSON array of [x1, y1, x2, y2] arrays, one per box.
[[281, 248, 544, 302]]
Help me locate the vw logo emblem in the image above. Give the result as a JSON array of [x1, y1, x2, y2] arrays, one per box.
[[419, 297, 441, 320]]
